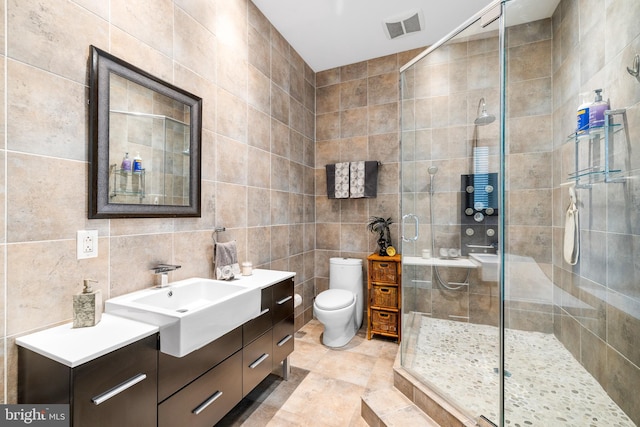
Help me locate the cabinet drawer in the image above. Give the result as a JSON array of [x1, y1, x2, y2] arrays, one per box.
[[242, 330, 272, 397], [158, 351, 242, 427], [73, 334, 158, 427], [243, 287, 273, 345], [158, 326, 241, 402], [371, 285, 398, 308], [272, 278, 294, 324], [272, 316, 294, 365], [371, 261, 398, 284], [371, 310, 398, 333]]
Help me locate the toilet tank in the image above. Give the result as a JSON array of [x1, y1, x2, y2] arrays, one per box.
[[329, 258, 363, 294]]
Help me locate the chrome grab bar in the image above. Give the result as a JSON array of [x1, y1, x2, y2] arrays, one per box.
[[401, 213, 419, 242]]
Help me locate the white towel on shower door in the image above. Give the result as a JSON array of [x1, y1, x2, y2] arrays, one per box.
[[563, 186, 579, 265]]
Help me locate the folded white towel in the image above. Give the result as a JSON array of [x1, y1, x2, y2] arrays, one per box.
[[334, 162, 350, 199], [350, 161, 365, 198], [349, 161, 378, 198], [215, 240, 241, 280]]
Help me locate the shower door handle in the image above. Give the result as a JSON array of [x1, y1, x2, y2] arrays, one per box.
[[402, 214, 419, 242]]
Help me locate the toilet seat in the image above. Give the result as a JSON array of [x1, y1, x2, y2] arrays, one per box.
[[315, 289, 354, 310]]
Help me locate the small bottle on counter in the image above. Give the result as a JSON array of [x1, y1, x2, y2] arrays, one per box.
[[73, 279, 102, 328], [241, 262, 253, 276]]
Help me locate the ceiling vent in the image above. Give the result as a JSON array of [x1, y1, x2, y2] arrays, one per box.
[[383, 9, 424, 40]]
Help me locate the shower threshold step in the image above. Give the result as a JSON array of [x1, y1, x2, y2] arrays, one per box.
[[361, 388, 440, 426]]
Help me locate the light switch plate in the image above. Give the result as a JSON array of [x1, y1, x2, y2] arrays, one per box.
[[77, 230, 98, 259]]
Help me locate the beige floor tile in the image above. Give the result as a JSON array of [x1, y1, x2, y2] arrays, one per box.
[[220, 319, 403, 426], [268, 412, 337, 427], [279, 372, 366, 427], [312, 348, 378, 387], [366, 357, 396, 391], [287, 338, 329, 370]]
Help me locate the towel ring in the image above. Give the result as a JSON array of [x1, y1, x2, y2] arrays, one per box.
[[212, 226, 226, 244]]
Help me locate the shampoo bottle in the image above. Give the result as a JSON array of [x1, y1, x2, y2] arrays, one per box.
[[120, 152, 131, 191], [576, 92, 590, 135], [132, 152, 142, 193], [73, 279, 102, 328], [588, 89, 609, 129], [133, 152, 143, 172]]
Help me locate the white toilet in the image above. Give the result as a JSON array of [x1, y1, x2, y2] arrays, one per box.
[[313, 257, 364, 347]]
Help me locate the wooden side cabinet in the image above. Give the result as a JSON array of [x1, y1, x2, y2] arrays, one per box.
[[367, 253, 401, 342]]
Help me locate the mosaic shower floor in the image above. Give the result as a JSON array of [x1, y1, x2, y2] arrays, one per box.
[[405, 315, 634, 426]]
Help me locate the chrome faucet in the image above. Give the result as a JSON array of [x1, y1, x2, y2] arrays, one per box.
[[151, 264, 181, 287]]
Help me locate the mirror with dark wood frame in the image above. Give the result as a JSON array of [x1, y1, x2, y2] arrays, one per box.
[[88, 45, 202, 218]]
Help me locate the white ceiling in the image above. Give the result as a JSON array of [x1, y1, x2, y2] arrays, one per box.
[[250, 0, 561, 72]]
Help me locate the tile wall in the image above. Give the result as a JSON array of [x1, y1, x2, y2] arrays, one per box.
[[551, 0, 640, 422], [314, 53, 415, 299], [1, 0, 316, 403]]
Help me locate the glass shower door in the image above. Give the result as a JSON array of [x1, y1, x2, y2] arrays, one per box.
[[400, 7, 502, 423]]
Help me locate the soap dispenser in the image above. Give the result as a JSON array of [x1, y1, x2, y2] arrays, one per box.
[[73, 279, 102, 328], [588, 88, 610, 128]]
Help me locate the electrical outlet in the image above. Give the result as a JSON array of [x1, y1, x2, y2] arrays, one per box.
[[77, 230, 98, 259]]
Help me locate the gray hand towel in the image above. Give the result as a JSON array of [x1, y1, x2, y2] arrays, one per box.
[[215, 240, 241, 280], [326, 162, 350, 199], [326, 164, 336, 199]]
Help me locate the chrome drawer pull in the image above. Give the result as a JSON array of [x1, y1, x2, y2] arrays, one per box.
[[259, 308, 270, 316], [92, 373, 147, 405], [276, 295, 293, 305], [277, 334, 293, 347], [192, 390, 223, 415], [249, 353, 270, 369]]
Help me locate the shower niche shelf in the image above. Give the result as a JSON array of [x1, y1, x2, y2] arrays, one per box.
[[566, 109, 629, 189]]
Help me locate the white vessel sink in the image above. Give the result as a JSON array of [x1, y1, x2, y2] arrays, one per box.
[[469, 253, 499, 282], [105, 277, 261, 357]]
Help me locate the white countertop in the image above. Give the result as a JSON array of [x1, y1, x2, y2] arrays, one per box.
[[403, 256, 478, 268], [230, 268, 296, 289], [15, 269, 295, 367], [16, 313, 159, 368]]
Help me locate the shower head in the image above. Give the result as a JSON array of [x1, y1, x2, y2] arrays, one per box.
[[428, 166, 438, 194], [474, 97, 496, 126]]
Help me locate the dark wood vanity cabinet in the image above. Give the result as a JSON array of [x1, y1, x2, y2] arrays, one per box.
[[158, 350, 242, 427], [242, 277, 294, 396], [271, 278, 295, 367], [157, 327, 243, 427], [19, 334, 158, 427], [18, 275, 295, 427]]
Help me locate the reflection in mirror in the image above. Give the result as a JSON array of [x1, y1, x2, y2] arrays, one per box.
[[89, 45, 202, 218], [109, 75, 191, 206]]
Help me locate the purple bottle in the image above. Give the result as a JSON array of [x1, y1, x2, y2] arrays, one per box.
[[588, 89, 609, 129]]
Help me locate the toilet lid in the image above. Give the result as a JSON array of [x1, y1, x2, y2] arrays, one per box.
[[315, 289, 354, 310]]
